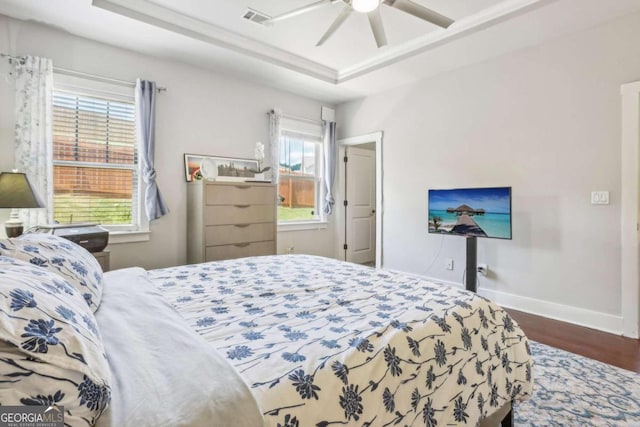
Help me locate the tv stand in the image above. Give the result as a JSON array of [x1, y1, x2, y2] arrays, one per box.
[[466, 236, 477, 293]]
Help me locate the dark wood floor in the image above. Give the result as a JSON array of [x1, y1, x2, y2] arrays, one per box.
[[507, 309, 640, 373]]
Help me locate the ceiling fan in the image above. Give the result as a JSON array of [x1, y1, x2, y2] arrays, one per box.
[[262, 0, 455, 48]]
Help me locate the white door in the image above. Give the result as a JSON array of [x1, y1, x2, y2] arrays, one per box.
[[345, 146, 376, 264]]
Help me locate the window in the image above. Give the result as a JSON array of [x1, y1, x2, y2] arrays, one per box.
[[278, 118, 324, 223], [52, 81, 142, 232]]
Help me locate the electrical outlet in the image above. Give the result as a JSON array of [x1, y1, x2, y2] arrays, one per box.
[[286, 246, 295, 254], [445, 259, 454, 270], [477, 264, 488, 276]]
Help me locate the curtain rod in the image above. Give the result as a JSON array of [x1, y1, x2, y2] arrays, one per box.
[[1, 53, 167, 92], [268, 110, 322, 125]]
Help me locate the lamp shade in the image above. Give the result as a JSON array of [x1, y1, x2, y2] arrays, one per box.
[[0, 172, 46, 208]]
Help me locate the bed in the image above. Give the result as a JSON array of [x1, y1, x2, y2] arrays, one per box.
[[0, 234, 532, 426], [103, 254, 533, 426]]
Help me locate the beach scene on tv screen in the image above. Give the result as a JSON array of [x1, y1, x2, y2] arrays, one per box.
[[428, 187, 511, 239]]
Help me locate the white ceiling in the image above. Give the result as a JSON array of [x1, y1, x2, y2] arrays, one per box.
[[1, 0, 640, 103], [145, 0, 504, 70]]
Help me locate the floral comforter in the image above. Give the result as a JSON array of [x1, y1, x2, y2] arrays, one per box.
[[149, 255, 533, 426]]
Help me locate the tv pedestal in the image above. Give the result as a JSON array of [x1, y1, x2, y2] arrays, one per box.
[[466, 236, 477, 293]]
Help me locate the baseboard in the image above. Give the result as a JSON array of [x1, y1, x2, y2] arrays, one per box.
[[477, 287, 624, 336], [389, 270, 624, 335]]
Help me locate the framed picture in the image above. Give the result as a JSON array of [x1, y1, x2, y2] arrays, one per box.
[[184, 153, 259, 182]]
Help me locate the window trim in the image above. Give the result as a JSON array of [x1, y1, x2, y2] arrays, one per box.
[[277, 221, 328, 232], [109, 229, 151, 244], [52, 74, 148, 235]]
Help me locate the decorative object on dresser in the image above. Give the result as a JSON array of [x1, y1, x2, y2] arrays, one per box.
[[0, 171, 46, 237], [187, 181, 276, 263], [184, 153, 259, 182], [250, 141, 271, 181]]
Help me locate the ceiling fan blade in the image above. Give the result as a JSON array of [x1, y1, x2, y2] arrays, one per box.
[[263, 0, 339, 25], [368, 8, 387, 48], [316, 5, 353, 46], [384, 0, 454, 28]]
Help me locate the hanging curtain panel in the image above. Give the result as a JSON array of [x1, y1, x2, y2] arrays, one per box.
[[323, 121, 337, 215], [135, 79, 168, 221], [268, 109, 282, 185], [14, 55, 54, 227]]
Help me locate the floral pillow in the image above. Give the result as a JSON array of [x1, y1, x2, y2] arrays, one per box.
[[0, 233, 103, 311], [0, 256, 111, 425]]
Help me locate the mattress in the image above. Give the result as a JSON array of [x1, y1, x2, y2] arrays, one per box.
[[146, 254, 533, 426]]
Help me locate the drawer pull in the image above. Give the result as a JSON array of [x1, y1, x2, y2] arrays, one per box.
[[234, 185, 250, 189], [234, 223, 251, 228], [233, 243, 251, 248], [234, 204, 250, 208]]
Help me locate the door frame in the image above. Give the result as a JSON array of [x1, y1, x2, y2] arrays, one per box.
[[621, 80, 640, 338], [336, 131, 383, 268]]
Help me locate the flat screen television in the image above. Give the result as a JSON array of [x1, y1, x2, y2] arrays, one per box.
[[428, 187, 512, 239]]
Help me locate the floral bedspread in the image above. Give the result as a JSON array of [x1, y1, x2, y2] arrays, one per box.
[[148, 255, 533, 426]]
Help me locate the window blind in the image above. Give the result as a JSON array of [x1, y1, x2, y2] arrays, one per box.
[[52, 91, 138, 227]]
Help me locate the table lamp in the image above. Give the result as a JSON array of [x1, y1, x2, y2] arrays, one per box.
[[0, 171, 46, 237]]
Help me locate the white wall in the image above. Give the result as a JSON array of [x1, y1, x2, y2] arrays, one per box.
[[337, 11, 640, 333], [0, 15, 336, 269]]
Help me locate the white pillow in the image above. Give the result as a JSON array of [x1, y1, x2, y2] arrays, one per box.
[[0, 233, 104, 311], [0, 256, 111, 426]]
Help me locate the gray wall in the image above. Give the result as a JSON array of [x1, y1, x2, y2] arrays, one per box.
[[0, 15, 336, 269], [337, 11, 640, 333]]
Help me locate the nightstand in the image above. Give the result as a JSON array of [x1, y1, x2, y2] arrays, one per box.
[[93, 250, 110, 272]]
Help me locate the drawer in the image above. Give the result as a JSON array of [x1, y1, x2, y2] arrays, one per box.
[[204, 205, 275, 225], [205, 184, 275, 206], [205, 240, 275, 261], [205, 223, 275, 246]]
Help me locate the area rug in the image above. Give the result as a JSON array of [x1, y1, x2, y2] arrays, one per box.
[[515, 341, 640, 426]]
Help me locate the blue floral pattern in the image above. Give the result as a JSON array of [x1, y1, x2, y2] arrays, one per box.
[[150, 255, 533, 426], [0, 256, 111, 425], [517, 341, 640, 426], [21, 319, 62, 353], [0, 233, 104, 311]]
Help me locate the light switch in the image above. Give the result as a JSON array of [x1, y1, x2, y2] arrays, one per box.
[[591, 191, 610, 205]]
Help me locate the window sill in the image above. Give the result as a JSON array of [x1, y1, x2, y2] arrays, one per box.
[[108, 230, 151, 244], [278, 221, 328, 232]]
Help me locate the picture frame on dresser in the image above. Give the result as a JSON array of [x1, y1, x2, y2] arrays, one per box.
[[184, 153, 259, 182]]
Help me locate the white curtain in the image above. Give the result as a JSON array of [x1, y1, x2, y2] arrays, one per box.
[[13, 56, 53, 227], [268, 109, 282, 184], [135, 79, 169, 221], [323, 121, 337, 214]]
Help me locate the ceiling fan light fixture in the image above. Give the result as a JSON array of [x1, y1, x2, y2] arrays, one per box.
[[352, 0, 380, 13]]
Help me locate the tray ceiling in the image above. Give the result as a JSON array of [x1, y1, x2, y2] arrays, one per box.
[[144, 0, 504, 70], [92, 0, 555, 83], [1, 0, 640, 103]]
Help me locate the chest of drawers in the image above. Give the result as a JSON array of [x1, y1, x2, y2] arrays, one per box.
[[187, 181, 277, 263]]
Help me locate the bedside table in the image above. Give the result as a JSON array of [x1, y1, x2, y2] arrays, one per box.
[[93, 250, 110, 272]]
